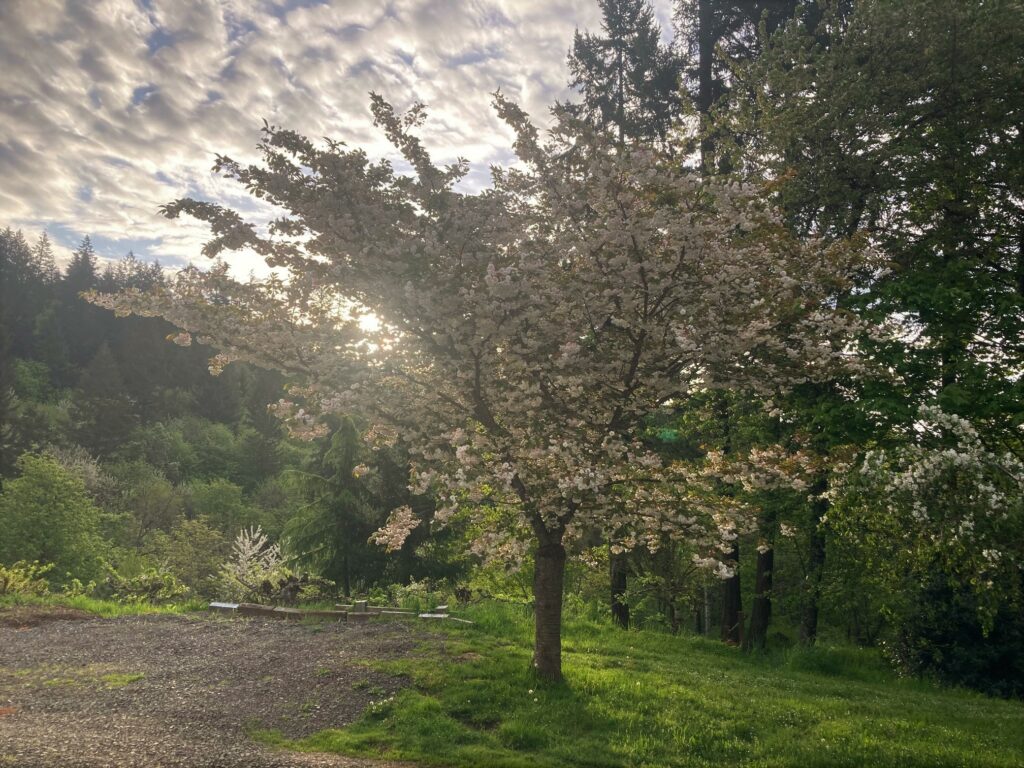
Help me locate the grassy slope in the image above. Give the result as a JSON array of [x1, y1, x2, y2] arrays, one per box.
[[262, 603, 1024, 768]]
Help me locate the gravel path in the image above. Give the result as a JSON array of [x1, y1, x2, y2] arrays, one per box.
[[0, 609, 426, 767]]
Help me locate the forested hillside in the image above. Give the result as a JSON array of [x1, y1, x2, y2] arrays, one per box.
[[0, 230, 467, 605]]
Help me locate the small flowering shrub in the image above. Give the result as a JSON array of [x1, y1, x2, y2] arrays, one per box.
[[215, 525, 286, 603], [216, 526, 335, 604]]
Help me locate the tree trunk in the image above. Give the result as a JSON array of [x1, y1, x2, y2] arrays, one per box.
[[341, 551, 351, 599], [696, 0, 716, 172], [799, 495, 828, 645], [609, 548, 630, 629], [744, 546, 774, 651], [533, 540, 567, 681], [720, 542, 742, 644], [703, 585, 711, 635]]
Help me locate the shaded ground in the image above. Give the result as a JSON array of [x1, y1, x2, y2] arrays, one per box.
[[0, 610, 425, 767]]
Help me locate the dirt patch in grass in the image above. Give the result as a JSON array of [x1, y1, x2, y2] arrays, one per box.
[[0, 604, 94, 628], [0, 612, 427, 767]]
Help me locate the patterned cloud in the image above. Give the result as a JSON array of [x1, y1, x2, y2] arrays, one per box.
[[0, 0, 672, 272]]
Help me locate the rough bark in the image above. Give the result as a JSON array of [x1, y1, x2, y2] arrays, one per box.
[[609, 548, 630, 629], [744, 546, 774, 651], [533, 539, 567, 681], [720, 541, 743, 644]]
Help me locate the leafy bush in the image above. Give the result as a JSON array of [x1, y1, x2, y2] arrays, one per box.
[[379, 578, 456, 612], [182, 478, 252, 536], [883, 572, 1024, 698], [834, 407, 1024, 695], [0, 453, 106, 584], [97, 562, 189, 604], [144, 517, 227, 598], [0, 561, 53, 596]]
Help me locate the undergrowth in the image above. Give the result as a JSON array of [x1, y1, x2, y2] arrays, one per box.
[[0, 592, 205, 617]]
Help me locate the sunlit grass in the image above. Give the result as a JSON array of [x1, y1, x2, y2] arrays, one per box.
[[257, 602, 1024, 768]]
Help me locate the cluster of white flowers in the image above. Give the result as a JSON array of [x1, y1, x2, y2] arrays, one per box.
[[369, 505, 419, 553], [842, 405, 1024, 605], [217, 525, 283, 601]]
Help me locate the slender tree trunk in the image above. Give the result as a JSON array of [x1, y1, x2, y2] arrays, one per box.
[[533, 539, 567, 681], [744, 546, 774, 651], [342, 551, 351, 599], [609, 548, 630, 629], [799, 494, 828, 645], [720, 541, 742, 644], [696, 0, 716, 173], [703, 585, 711, 635]]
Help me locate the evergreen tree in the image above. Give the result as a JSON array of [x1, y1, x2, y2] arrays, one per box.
[[61, 236, 105, 369], [713, 0, 1024, 646], [0, 228, 41, 359], [0, 275, 13, 487], [63, 235, 97, 296], [566, 0, 682, 148], [32, 232, 58, 283], [31, 305, 69, 386], [722, 0, 1024, 434], [72, 342, 137, 458], [567, 0, 683, 629], [286, 417, 381, 597], [673, 0, 811, 170]]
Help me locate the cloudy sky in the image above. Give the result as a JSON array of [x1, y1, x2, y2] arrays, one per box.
[[1, 0, 673, 273]]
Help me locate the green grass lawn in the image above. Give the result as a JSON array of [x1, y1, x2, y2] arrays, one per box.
[[259, 602, 1024, 768]]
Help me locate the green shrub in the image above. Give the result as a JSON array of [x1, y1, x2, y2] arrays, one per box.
[[0, 453, 106, 584], [97, 562, 189, 604], [0, 561, 53, 596], [144, 517, 228, 597]]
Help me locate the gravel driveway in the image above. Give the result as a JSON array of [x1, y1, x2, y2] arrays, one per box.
[[0, 609, 425, 767]]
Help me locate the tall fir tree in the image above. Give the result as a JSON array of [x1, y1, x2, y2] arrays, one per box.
[[63, 235, 97, 297], [567, 0, 683, 629], [286, 417, 378, 598], [673, 0, 808, 170], [711, 0, 1024, 645], [566, 0, 682, 148], [0, 228, 42, 359], [32, 232, 58, 283], [719, 0, 1024, 434], [60, 236, 106, 371], [0, 237, 15, 487]]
